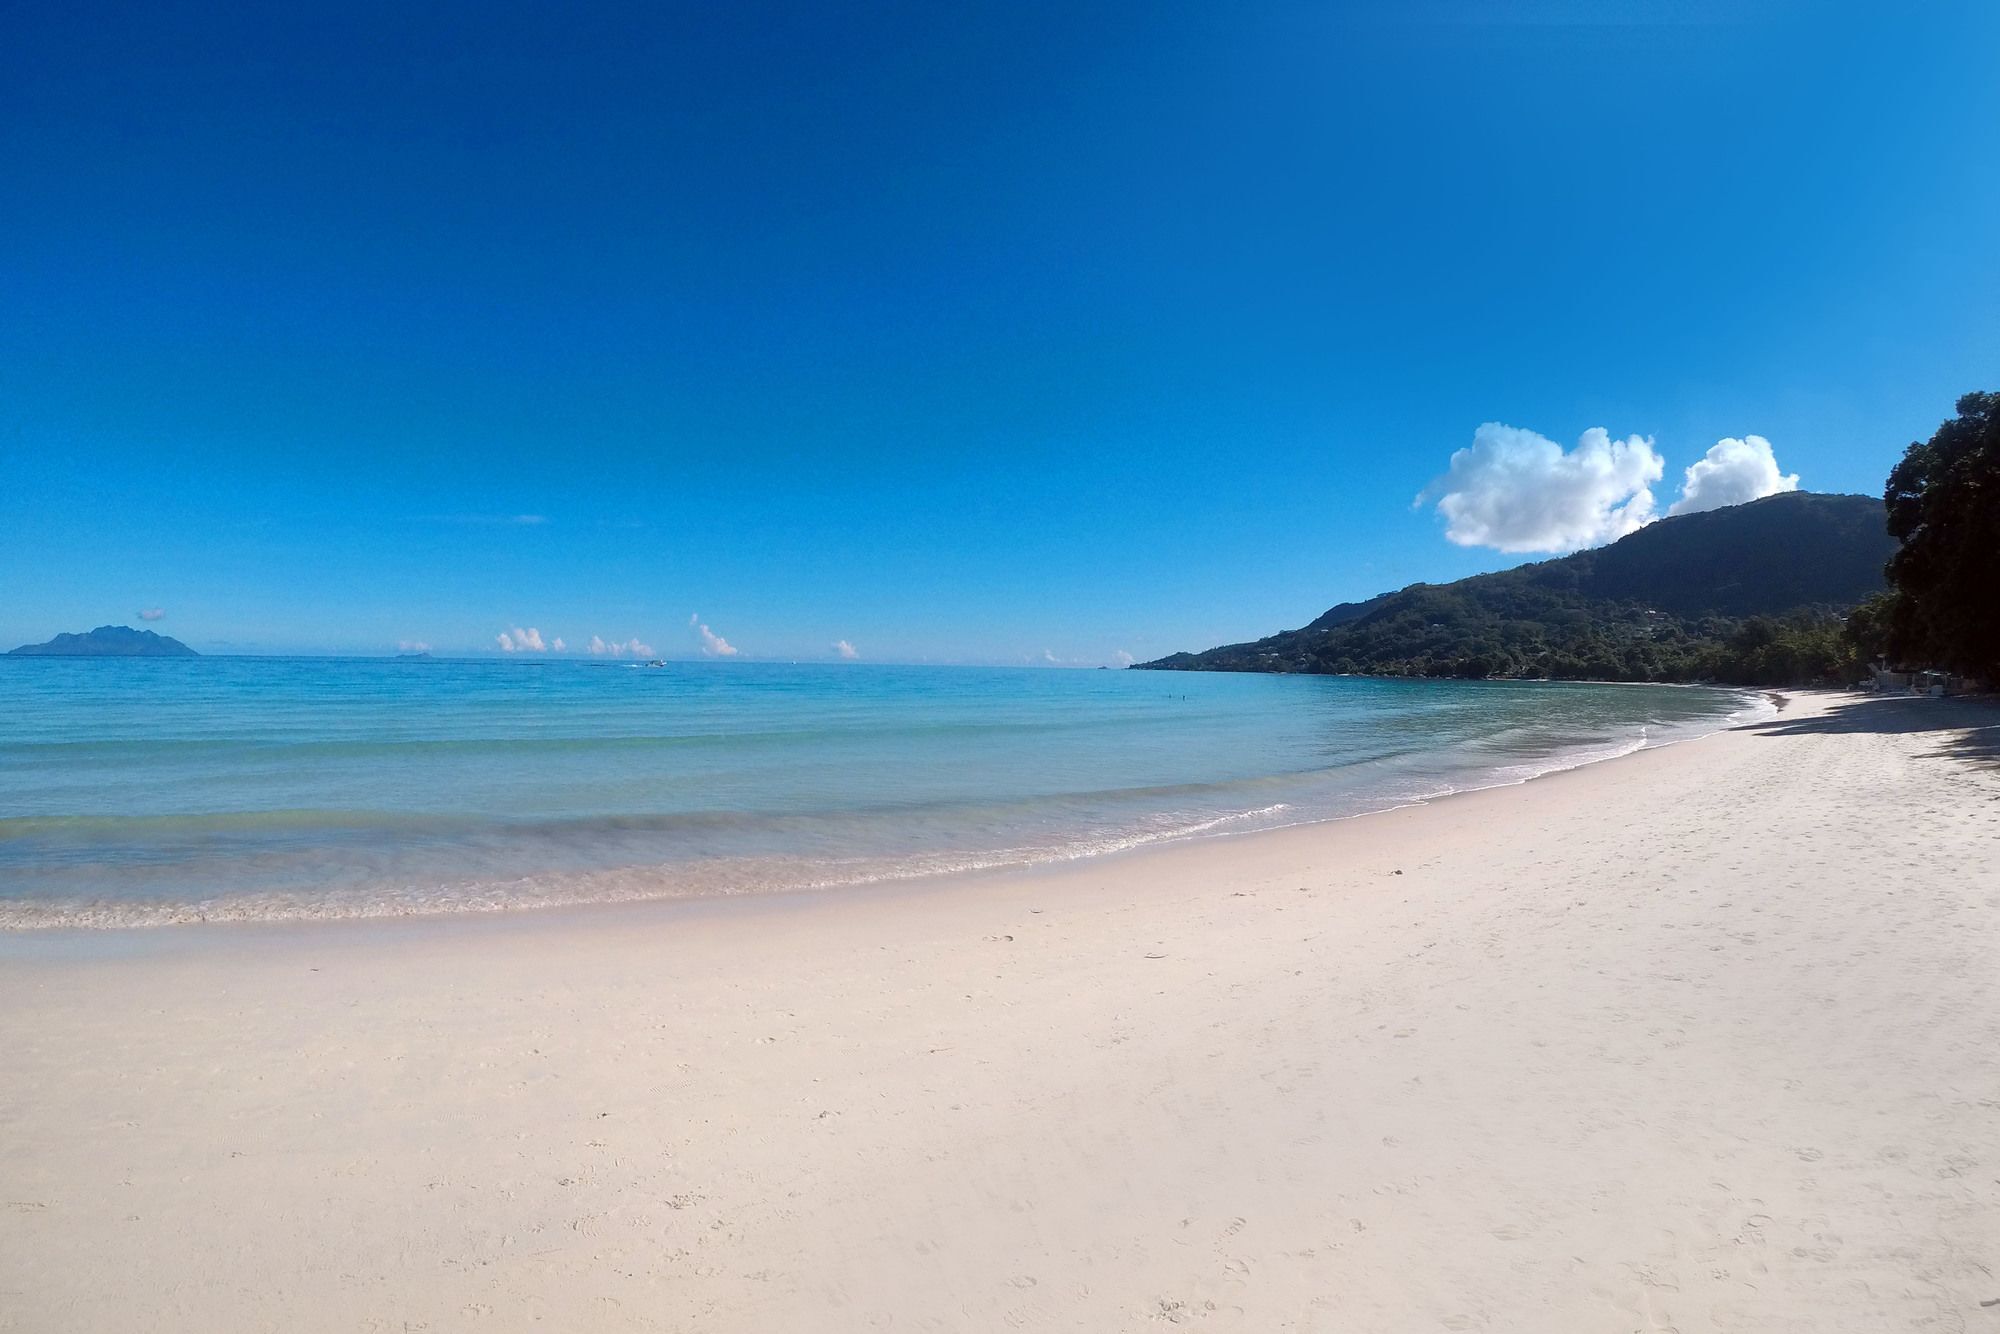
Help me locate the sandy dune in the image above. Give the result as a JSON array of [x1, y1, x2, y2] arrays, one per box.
[[2, 690, 1996, 1331]]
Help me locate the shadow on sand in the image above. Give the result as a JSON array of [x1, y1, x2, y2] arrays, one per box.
[[1741, 693, 2000, 770]]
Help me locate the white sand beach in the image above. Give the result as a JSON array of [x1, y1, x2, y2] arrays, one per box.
[[2, 689, 1996, 1332]]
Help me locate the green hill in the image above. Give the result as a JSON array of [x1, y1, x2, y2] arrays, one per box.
[[1137, 492, 1892, 685]]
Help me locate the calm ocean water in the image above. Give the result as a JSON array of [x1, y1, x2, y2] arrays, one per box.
[[0, 658, 1766, 928]]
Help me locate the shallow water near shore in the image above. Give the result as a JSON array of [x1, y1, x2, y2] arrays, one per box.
[[0, 658, 1764, 928]]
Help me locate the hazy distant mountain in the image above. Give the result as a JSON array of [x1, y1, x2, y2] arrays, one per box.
[[1138, 492, 1892, 683], [8, 625, 200, 657]]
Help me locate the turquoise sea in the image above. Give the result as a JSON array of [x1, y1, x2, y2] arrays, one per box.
[[0, 659, 1767, 928]]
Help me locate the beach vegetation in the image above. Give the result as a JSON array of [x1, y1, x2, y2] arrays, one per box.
[[1880, 391, 2000, 681]]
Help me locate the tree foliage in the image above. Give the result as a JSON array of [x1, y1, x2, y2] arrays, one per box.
[[1882, 391, 2000, 680]]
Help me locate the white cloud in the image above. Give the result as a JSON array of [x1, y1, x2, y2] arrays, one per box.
[[833, 639, 859, 660], [138, 607, 165, 621], [497, 626, 547, 652], [588, 634, 654, 657], [1418, 423, 1664, 554], [397, 639, 430, 652], [1667, 435, 1800, 516], [1031, 649, 1121, 668], [551, 637, 566, 652], [690, 613, 738, 657]]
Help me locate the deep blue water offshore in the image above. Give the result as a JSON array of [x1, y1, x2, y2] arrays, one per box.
[[0, 658, 1767, 928]]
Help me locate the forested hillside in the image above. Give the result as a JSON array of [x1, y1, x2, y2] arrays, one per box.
[[1138, 493, 1892, 684]]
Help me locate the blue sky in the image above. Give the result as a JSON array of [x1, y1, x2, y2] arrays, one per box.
[[4, 1, 1996, 662]]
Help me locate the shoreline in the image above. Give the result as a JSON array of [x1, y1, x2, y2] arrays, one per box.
[[0, 683, 1776, 937], [4, 689, 1995, 1331]]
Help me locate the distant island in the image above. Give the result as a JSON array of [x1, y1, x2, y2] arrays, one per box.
[[1137, 492, 1893, 686], [8, 626, 199, 657]]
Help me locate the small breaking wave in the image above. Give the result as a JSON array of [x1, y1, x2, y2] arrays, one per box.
[[0, 802, 1299, 930]]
